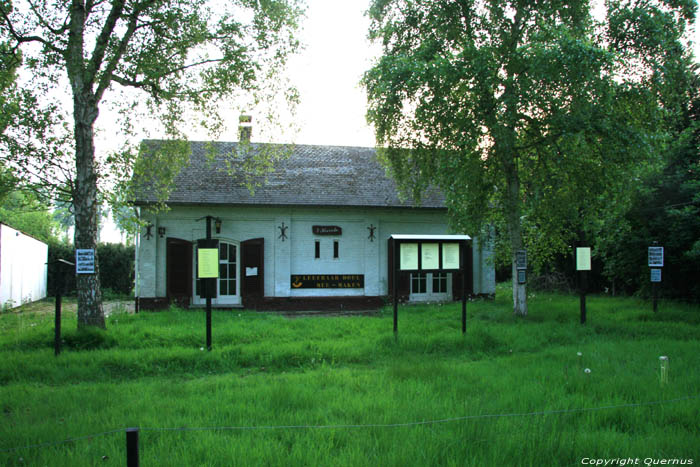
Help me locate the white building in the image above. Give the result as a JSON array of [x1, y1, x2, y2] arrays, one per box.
[[132, 141, 495, 310], [0, 223, 48, 309]]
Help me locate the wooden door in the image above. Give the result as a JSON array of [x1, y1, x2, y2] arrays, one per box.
[[166, 237, 192, 307], [241, 238, 264, 308]]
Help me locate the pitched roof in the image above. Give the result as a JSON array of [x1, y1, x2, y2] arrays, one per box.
[[133, 140, 445, 209]]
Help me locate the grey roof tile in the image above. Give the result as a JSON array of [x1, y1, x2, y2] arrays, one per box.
[[133, 140, 445, 209]]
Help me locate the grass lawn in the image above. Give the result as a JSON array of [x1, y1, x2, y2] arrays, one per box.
[[1, 284, 698, 466]]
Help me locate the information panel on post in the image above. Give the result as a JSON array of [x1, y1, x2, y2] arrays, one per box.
[[576, 247, 591, 271], [648, 246, 664, 267], [75, 249, 95, 274], [395, 236, 469, 272], [197, 239, 219, 298]]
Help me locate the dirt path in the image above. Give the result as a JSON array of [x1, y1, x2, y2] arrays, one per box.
[[8, 299, 135, 316]]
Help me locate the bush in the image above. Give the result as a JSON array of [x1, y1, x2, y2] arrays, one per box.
[[48, 242, 134, 296]]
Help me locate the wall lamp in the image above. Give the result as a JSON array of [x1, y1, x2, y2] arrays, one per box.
[[158, 226, 166, 238], [215, 217, 222, 234]]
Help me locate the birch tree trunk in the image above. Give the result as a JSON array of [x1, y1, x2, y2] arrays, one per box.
[[68, 1, 105, 328], [503, 151, 528, 317], [72, 94, 105, 328]]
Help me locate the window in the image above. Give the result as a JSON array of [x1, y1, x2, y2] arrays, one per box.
[[411, 272, 427, 294], [433, 272, 447, 294], [219, 242, 237, 296], [333, 240, 339, 259], [315, 240, 320, 259], [195, 241, 237, 297]]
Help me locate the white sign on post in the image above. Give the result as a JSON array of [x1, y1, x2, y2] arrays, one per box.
[[576, 247, 591, 271], [75, 249, 95, 274], [648, 247, 664, 267], [650, 268, 662, 283]]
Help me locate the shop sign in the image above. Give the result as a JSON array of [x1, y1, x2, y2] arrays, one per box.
[[313, 225, 342, 235], [291, 274, 364, 289]]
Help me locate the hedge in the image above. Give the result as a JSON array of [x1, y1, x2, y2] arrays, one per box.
[[48, 243, 134, 297]]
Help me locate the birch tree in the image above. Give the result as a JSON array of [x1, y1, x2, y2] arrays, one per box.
[[1, 0, 303, 327], [363, 0, 695, 315]]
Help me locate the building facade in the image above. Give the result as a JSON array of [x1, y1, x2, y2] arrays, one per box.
[[133, 141, 495, 310]]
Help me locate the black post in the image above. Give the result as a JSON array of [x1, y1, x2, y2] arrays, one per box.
[[206, 216, 213, 351], [461, 241, 467, 334], [54, 286, 62, 356], [52, 259, 73, 356], [652, 282, 658, 313], [393, 239, 398, 336], [126, 427, 139, 467], [580, 271, 587, 324]]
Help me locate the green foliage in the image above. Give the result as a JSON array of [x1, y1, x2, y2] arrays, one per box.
[[0, 291, 699, 464], [47, 243, 134, 296], [1, 0, 303, 327], [362, 0, 696, 313], [591, 70, 700, 300], [97, 243, 135, 297], [0, 190, 60, 243]]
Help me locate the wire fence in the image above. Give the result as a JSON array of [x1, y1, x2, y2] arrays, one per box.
[[2, 394, 698, 456]]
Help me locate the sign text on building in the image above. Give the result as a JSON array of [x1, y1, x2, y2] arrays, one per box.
[[291, 274, 364, 289], [312, 225, 342, 235]]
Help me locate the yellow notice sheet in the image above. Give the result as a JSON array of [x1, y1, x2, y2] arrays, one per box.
[[198, 248, 219, 278], [400, 243, 418, 270], [442, 243, 460, 269]]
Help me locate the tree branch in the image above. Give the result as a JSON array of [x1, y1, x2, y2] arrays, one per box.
[[27, 0, 70, 36], [0, 4, 65, 55], [86, 0, 127, 86], [94, 0, 160, 102]]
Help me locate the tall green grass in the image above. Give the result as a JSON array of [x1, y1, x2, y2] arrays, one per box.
[[1, 285, 698, 465]]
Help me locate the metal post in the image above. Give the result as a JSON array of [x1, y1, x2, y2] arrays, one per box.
[[393, 239, 398, 336], [126, 427, 139, 467], [54, 288, 62, 356], [580, 271, 587, 324], [461, 241, 467, 334], [52, 260, 73, 356], [206, 216, 213, 351], [652, 282, 658, 313]]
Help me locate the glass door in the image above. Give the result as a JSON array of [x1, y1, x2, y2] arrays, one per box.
[[193, 240, 240, 306]]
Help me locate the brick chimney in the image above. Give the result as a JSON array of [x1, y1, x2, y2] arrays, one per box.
[[238, 114, 252, 142]]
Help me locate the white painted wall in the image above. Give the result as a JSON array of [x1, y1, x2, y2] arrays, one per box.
[[0, 224, 48, 308], [136, 205, 495, 303]]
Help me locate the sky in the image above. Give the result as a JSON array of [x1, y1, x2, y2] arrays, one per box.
[[283, 0, 379, 148]]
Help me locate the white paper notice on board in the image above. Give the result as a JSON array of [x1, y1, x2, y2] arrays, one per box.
[[400, 243, 418, 270], [576, 247, 591, 271], [648, 246, 664, 267], [75, 249, 95, 274], [246, 267, 258, 277], [442, 243, 460, 269], [421, 243, 439, 269]]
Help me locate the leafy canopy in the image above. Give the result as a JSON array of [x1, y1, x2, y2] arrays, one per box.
[[363, 0, 696, 271]]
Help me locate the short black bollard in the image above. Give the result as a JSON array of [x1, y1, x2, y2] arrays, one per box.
[[126, 427, 139, 467]]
